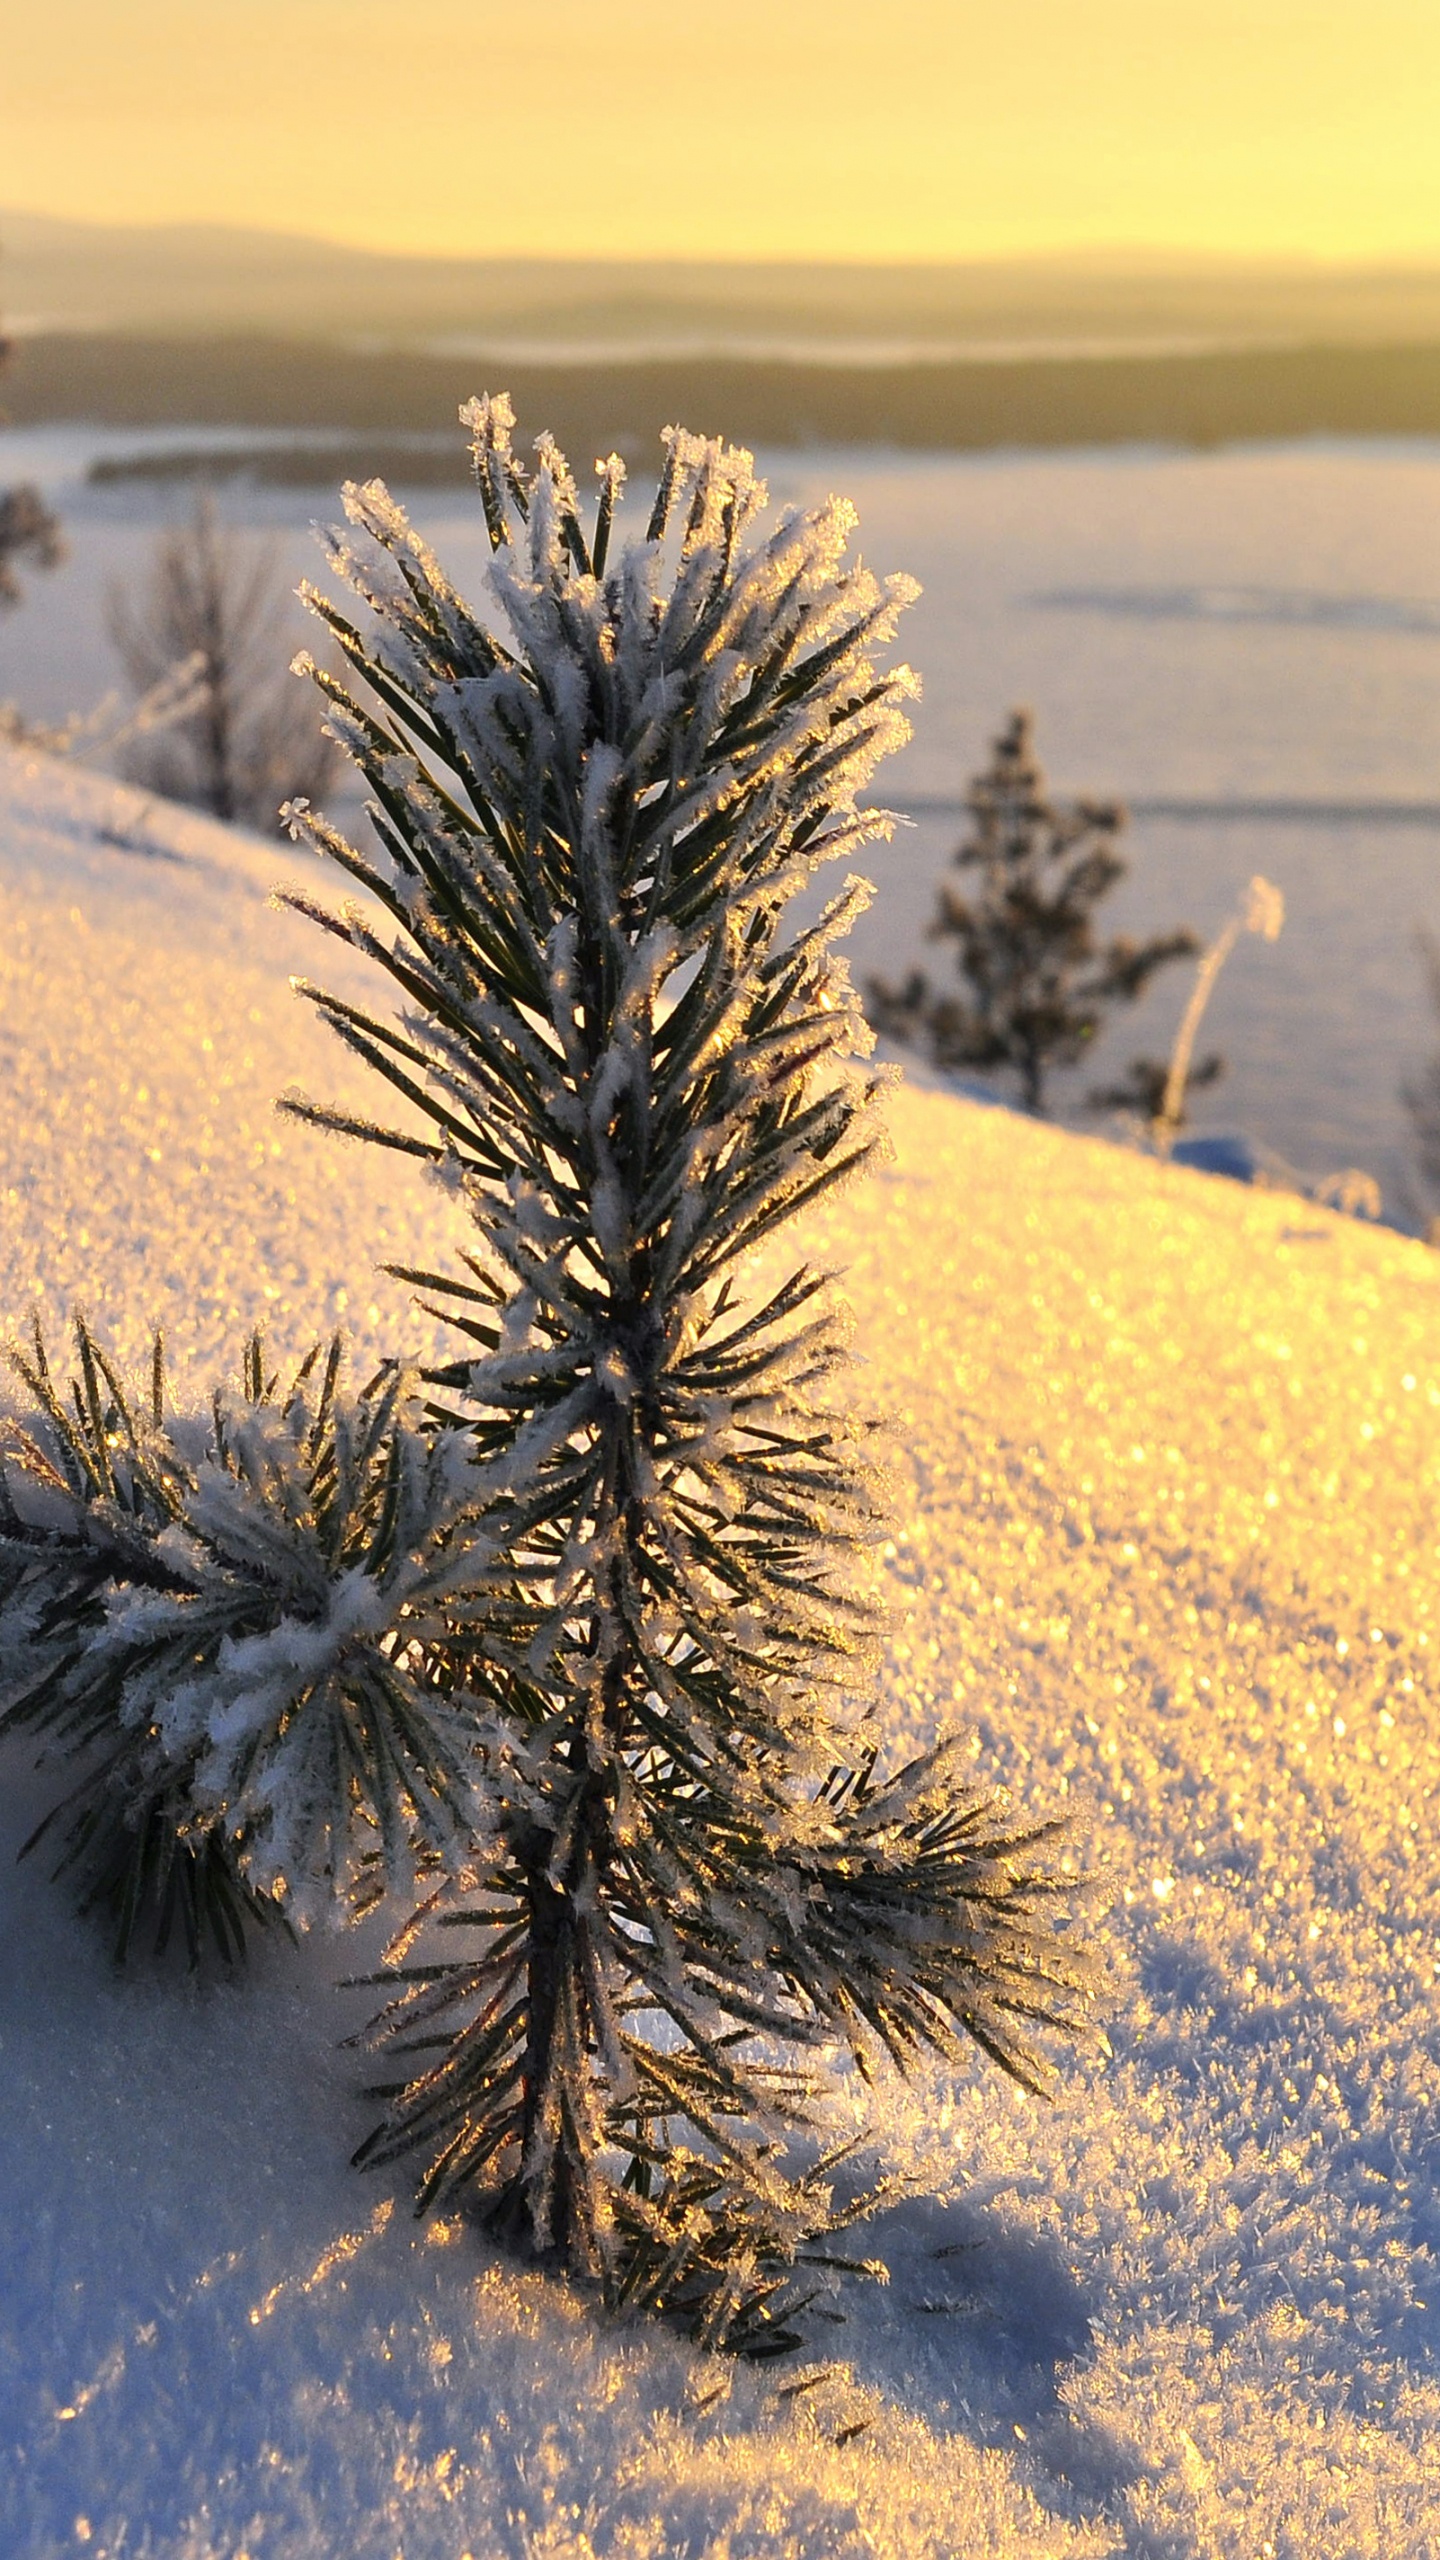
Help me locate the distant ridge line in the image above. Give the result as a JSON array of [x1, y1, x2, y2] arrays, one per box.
[[19, 332, 1440, 456]]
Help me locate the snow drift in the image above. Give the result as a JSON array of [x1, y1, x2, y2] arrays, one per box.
[[3, 741, 1440, 2556]]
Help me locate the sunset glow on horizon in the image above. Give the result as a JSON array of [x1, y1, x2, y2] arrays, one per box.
[[6, 0, 1440, 268]]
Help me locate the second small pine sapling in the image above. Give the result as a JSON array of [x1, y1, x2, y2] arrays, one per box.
[[0, 1322, 485, 1958], [868, 707, 1198, 1114], [278, 401, 1090, 2345]]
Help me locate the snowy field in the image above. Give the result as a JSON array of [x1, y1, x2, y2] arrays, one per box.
[[5, 741, 1440, 2555]]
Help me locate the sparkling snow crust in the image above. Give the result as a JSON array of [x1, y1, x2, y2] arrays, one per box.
[[3, 741, 1440, 2555]]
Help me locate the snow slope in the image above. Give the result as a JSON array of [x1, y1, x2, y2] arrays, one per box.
[[3, 742, 1440, 2557]]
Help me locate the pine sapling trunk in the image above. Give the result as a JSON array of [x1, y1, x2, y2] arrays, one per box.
[[516, 1819, 585, 2257]]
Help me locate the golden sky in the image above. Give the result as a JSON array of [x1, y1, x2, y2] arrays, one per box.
[[5, 0, 1440, 264]]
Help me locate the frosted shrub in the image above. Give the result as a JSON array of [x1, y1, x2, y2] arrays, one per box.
[[0, 326, 62, 614], [0, 400, 1089, 2348], [0, 483, 62, 611], [1150, 873, 1285, 1154], [0, 1324, 484, 1958], [107, 492, 341, 833]]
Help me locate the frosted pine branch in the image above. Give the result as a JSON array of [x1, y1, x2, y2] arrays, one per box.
[[0, 1323, 495, 1952]]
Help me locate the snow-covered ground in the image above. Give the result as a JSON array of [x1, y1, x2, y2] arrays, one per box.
[[4, 741, 1440, 2556]]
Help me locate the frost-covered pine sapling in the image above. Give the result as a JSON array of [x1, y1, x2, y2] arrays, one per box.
[[280, 398, 1092, 2349], [0, 1321, 486, 1960], [868, 708, 1199, 1115]]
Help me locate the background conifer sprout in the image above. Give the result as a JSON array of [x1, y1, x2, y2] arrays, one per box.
[[869, 708, 1199, 1115], [0, 399, 1090, 2353]]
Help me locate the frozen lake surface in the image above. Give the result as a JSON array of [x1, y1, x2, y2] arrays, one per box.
[[5, 424, 1440, 1210]]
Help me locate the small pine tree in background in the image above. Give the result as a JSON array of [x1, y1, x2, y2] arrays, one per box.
[[1087, 1046, 1225, 1131], [0, 403, 1090, 2350], [868, 707, 1198, 1114]]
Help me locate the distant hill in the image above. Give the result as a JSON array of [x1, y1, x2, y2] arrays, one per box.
[[11, 206, 1440, 355], [13, 331, 1440, 462]]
